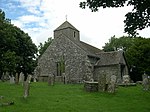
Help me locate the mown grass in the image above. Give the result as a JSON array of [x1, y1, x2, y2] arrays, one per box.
[[0, 82, 150, 112]]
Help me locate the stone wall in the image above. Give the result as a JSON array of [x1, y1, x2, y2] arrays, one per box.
[[54, 28, 80, 42], [36, 34, 93, 83], [94, 65, 120, 82]]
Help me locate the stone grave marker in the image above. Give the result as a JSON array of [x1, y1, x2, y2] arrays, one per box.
[[15, 73, 19, 84], [142, 73, 149, 91], [23, 76, 30, 98], [108, 75, 117, 93], [98, 73, 106, 92], [123, 75, 130, 85], [19, 72, 24, 83], [9, 76, 15, 84], [28, 75, 32, 83], [33, 77, 37, 82]]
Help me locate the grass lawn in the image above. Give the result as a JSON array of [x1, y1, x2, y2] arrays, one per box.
[[0, 82, 150, 112]]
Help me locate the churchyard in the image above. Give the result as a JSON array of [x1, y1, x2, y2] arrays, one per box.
[[0, 81, 150, 112]]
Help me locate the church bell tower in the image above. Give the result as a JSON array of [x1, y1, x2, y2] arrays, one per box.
[[54, 21, 80, 41]]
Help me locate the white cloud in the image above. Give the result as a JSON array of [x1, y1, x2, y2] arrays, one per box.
[[18, 15, 41, 23], [18, 0, 41, 7], [11, 0, 150, 49]]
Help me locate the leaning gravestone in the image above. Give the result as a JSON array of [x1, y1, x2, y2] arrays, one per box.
[[142, 73, 149, 91], [108, 75, 117, 93], [23, 76, 30, 98], [98, 73, 106, 92], [9, 76, 15, 84]]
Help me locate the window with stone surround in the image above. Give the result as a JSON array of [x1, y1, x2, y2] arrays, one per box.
[[56, 58, 65, 76]]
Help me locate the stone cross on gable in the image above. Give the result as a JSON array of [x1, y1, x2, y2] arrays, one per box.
[[65, 15, 68, 21]]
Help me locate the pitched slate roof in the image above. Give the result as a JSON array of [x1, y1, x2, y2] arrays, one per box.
[[80, 41, 102, 55], [95, 51, 125, 66], [54, 21, 102, 55], [54, 21, 78, 31], [62, 33, 102, 56]]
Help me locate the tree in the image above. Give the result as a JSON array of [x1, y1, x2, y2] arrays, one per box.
[[0, 9, 37, 80], [38, 37, 53, 57], [103, 35, 133, 51], [1, 51, 17, 75], [125, 37, 150, 81], [80, 0, 150, 36]]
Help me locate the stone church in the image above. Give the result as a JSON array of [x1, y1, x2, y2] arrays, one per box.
[[35, 21, 128, 83]]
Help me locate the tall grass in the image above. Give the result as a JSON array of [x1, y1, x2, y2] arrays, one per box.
[[0, 82, 150, 112]]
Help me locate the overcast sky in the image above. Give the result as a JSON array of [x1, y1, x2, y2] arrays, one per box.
[[1, 0, 150, 49]]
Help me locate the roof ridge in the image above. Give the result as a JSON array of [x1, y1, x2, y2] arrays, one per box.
[[54, 21, 78, 31]]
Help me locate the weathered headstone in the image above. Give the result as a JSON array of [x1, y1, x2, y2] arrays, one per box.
[[123, 75, 130, 85], [33, 77, 37, 82], [142, 73, 149, 91], [15, 73, 19, 84], [28, 75, 32, 83], [2, 72, 9, 81], [23, 76, 30, 98], [19, 72, 24, 83], [98, 73, 106, 92], [9, 76, 15, 84], [108, 75, 117, 93], [48, 74, 54, 86]]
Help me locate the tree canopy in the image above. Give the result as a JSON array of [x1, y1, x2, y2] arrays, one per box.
[[103, 35, 133, 52], [80, 0, 150, 36], [103, 36, 150, 82], [38, 37, 53, 57], [0, 9, 37, 79]]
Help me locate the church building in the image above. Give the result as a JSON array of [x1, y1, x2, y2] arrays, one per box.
[[35, 21, 128, 83]]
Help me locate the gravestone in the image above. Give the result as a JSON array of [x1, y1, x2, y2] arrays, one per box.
[[98, 73, 106, 92], [19, 72, 24, 83], [28, 75, 32, 83], [33, 77, 37, 82], [108, 75, 117, 93], [9, 76, 15, 84], [123, 75, 130, 85], [142, 73, 149, 91], [1, 72, 9, 81], [15, 73, 19, 84], [48, 74, 54, 86], [23, 76, 30, 98]]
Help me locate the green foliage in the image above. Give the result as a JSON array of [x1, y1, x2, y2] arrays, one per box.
[[1, 51, 17, 73], [38, 37, 53, 57], [125, 37, 150, 81], [103, 35, 133, 52], [80, 0, 150, 36], [0, 9, 37, 78], [0, 82, 150, 112]]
